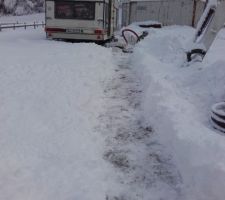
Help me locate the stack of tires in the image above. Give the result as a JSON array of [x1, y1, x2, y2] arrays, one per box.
[[211, 102, 225, 133]]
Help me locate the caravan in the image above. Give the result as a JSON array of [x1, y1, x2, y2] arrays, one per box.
[[45, 0, 119, 42]]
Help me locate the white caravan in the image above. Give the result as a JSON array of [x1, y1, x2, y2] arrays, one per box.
[[187, 0, 225, 61], [45, 0, 119, 42]]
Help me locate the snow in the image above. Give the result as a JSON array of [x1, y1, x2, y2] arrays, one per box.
[[0, 0, 44, 15], [0, 18, 119, 199], [131, 25, 225, 199], [3, 0, 17, 11], [1, 13, 225, 200], [0, 13, 44, 24]]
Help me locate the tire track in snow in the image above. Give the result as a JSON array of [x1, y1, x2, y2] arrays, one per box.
[[100, 49, 183, 200]]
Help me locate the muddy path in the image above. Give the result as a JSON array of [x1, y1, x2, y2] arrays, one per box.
[[99, 50, 183, 200]]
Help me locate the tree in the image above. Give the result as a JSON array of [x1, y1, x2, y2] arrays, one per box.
[[0, 0, 44, 15]]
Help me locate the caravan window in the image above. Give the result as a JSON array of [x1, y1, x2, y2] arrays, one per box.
[[55, 1, 95, 20]]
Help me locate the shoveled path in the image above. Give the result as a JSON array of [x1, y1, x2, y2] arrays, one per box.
[[100, 49, 183, 200]]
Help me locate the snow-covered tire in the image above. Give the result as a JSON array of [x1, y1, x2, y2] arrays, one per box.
[[211, 102, 225, 133], [187, 49, 206, 62]]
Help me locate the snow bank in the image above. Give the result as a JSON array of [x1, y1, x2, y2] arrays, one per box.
[[132, 26, 225, 200], [0, 28, 118, 200]]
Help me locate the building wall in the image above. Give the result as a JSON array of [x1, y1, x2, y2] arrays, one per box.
[[122, 2, 130, 27], [122, 0, 206, 27], [194, 0, 206, 27]]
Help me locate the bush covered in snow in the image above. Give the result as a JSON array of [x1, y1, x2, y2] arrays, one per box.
[[0, 0, 44, 15]]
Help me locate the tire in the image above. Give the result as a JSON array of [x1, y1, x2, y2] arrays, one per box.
[[211, 102, 225, 132], [187, 49, 206, 62], [212, 102, 225, 120]]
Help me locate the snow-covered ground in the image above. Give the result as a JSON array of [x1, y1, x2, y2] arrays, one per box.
[[132, 26, 225, 199], [0, 13, 44, 24], [1, 14, 225, 200], [0, 20, 119, 199]]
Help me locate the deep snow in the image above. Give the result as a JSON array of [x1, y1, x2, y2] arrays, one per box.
[[1, 13, 225, 200], [131, 26, 225, 200], [0, 27, 119, 199]]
